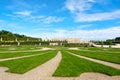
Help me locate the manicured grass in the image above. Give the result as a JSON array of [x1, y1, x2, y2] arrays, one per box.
[[68, 50, 120, 64], [12, 46, 42, 51], [0, 50, 58, 74], [105, 48, 120, 52], [53, 51, 120, 77], [0, 50, 51, 59], [55, 47, 69, 50], [0, 45, 42, 52], [79, 47, 105, 51], [79, 47, 120, 52]]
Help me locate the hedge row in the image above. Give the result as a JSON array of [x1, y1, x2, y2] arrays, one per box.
[[0, 41, 49, 46]]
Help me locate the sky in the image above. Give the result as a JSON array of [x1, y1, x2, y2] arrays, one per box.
[[0, 0, 120, 40]]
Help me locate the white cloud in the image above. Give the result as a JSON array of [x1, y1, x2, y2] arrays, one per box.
[[65, 0, 96, 13], [14, 11, 32, 16], [43, 16, 64, 24], [26, 16, 64, 24], [35, 16, 45, 19], [65, 0, 120, 22], [29, 26, 120, 40], [76, 24, 92, 29], [76, 10, 120, 22], [9, 11, 64, 24]]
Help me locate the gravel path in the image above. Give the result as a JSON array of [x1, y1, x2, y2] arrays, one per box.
[[67, 51, 120, 70], [69, 48, 79, 50], [41, 47, 54, 50]]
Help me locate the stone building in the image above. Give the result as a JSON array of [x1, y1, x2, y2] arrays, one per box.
[[51, 38, 86, 43]]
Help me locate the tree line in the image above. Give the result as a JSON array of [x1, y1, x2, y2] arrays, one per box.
[[92, 37, 120, 45], [0, 30, 41, 42]]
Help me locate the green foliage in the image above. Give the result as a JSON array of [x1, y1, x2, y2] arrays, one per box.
[[0, 42, 18, 45], [93, 37, 120, 45], [0, 30, 41, 42], [20, 41, 40, 45], [41, 41, 50, 46], [115, 37, 120, 42]]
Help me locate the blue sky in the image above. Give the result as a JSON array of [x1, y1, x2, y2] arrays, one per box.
[[0, 0, 120, 40]]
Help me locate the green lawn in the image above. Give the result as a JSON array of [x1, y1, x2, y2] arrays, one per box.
[[78, 47, 120, 52], [0, 50, 58, 74], [79, 47, 105, 51], [0, 50, 51, 59], [53, 51, 120, 77], [0, 46, 120, 77], [0, 45, 42, 52], [68, 50, 120, 64]]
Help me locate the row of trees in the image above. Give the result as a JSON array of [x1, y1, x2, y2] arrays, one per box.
[[0, 41, 50, 46], [106, 37, 120, 44], [92, 37, 120, 45], [0, 30, 41, 41], [0, 41, 92, 47]]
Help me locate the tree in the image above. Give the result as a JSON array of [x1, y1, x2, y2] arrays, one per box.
[[100, 41, 104, 48], [108, 40, 112, 48]]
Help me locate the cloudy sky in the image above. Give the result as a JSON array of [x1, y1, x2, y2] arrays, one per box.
[[0, 0, 120, 40]]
